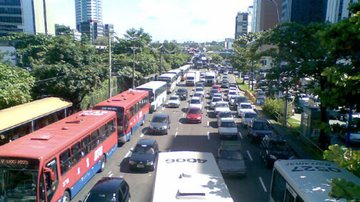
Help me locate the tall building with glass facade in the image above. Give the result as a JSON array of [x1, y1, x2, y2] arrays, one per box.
[[0, 0, 55, 36], [75, 0, 103, 42], [281, 0, 327, 24], [326, 0, 359, 23], [235, 12, 248, 39]]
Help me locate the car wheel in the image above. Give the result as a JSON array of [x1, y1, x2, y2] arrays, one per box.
[[62, 190, 71, 202]]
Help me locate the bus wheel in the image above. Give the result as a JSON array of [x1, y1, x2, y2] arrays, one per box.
[[62, 191, 71, 202], [99, 155, 106, 173], [141, 117, 145, 126]]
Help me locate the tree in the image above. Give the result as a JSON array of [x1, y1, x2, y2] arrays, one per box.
[[208, 53, 223, 64], [55, 24, 73, 36], [0, 63, 34, 109]]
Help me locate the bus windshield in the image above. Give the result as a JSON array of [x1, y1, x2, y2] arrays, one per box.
[[0, 158, 39, 202]]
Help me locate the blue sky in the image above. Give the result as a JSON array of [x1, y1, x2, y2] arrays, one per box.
[[53, 0, 253, 42]]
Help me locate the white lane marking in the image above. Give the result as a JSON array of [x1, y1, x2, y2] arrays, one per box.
[[239, 132, 243, 139], [182, 114, 185, 117], [124, 151, 131, 158], [207, 132, 210, 140], [175, 132, 178, 137], [207, 121, 209, 127], [259, 177, 268, 192], [176, 127, 178, 131], [140, 133, 144, 137], [108, 173, 113, 177], [246, 150, 253, 161], [107, 171, 112, 175], [162, 107, 165, 111]]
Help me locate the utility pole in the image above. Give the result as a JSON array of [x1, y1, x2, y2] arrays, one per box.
[[108, 32, 112, 98], [130, 46, 139, 89], [159, 45, 164, 75]]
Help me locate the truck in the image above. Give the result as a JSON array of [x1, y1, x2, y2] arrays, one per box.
[[204, 71, 216, 86], [185, 71, 200, 86]]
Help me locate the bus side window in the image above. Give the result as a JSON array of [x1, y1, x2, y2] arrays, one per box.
[[44, 158, 59, 201], [81, 136, 90, 156], [71, 142, 82, 164], [99, 125, 107, 142], [60, 149, 72, 175]]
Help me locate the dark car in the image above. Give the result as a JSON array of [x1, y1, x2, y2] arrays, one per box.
[[82, 177, 130, 202], [176, 88, 188, 100], [248, 119, 273, 143], [148, 113, 171, 135], [129, 138, 159, 171], [260, 135, 295, 167]]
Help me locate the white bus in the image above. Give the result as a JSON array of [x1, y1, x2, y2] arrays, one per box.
[[179, 64, 191, 81], [270, 159, 360, 202], [205, 71, 216, 86], [157, 73, 177, 93], [152, 151, 234, 202], [167, 69, 182, 84], [136, 81, 167, 112]]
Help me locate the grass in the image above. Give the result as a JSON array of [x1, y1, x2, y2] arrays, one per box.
[[288, 117, 301, 129]]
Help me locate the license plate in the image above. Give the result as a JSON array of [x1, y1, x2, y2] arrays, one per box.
[[137, 164, 144, 168]]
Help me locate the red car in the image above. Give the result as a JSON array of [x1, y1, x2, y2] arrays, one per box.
[[186, 107, 203, 123], [212, 84, 221, 93]]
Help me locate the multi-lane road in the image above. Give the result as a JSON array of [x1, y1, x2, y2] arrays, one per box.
[[73, 73, 272, 202]]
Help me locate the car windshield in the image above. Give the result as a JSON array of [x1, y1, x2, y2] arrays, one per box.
[[220, 121, 236, 127], [236, 97, 248, 103], [85, 192, 117, 202], [188, 108, 201, 114], [253, 122, 271, 130], [190, 99, 200, 104], [269, 141, 289, 151], [216, 103, 228, 108], [152, 115, 168, 123], [219, 112, 233, 118], [219, 150, 243, 160], [133, 145, 155, 154], [244, 113, 257, 119], [177, 89, 186, 93], [241, 104, 252, 109], [195, 88, 203, 91], [229, 92, 236, 95], [212, 98, 222, 102], [210, 89, 218, 93], [169, 96, 178, 100]]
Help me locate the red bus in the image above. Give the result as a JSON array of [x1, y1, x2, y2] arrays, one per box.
[[0, 110, 118, 202], [94, 89, 150, 143]]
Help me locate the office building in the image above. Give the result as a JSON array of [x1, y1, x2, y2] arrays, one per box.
[[235, 12, 248, 39], [326, 0, 359, 23], [0, 0, 55, 36], [224, 38, 234, 50], [75, 0, 103, 41], [252, 0, 282, 32], [281, 0, 327, 24]]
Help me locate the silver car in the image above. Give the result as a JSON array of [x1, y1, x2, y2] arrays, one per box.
[[166, 95, 180, 108], [218, 118, 238, 140], [217, 141, 246, 176]]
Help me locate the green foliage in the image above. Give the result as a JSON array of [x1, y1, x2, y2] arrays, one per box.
[[323, 145, 360, 177], [55, 24, 73, 36], [263, 98, 293, 122], [207, 53, 223, 64], [164, 53, 189, 69], [0, 63, 34, 109], [329, 178, 360, 201]]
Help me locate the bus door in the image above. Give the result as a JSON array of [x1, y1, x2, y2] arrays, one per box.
[[283, 183, 299, 202], [41, 158, 59, 202]]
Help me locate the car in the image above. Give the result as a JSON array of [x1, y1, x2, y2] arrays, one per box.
[[248, 119, 273, 143], [229, 83, 237, 88], [211, 84, 221, 93], [210, 96, 223, 109], [192, 92, 204, 101], [218, 118, 238, 140], [237, 102, 254, 117], [166, 95, 180, 108], [214, 101, 231, 117], [212, 93, 222, 99], [234, 96, 249, 107], [129, 138, 159, 171], [176, 88, 188, 100], [188, 97, 202, 109], [217, 141, 246, 176], [260, 135, 295, 167], [217, 111, 234, 127], [195, 81, 205, 88], [82, 177, 130, 202], [209, 89, 219, 98], [227, 90, 238, 101], [194, 87, 205, 97], [186, 107, 203, 123], [241, 110, 257, 128], [148, 113, 171, 135]]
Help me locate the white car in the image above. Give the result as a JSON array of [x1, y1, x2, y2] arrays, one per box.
[[212, 93, 222, 99], [214, 101, 231, 117], [210, 97, 223, 109], [217, 111, 234, 127], [218, 118, 238, 140], [237, 102, 254, 117], [188, 97, 202, 110], [227, 90, 238, 101], [167, 95, 181, 108], [241, 110, 257, 128], [194, 87, 205, 97]]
